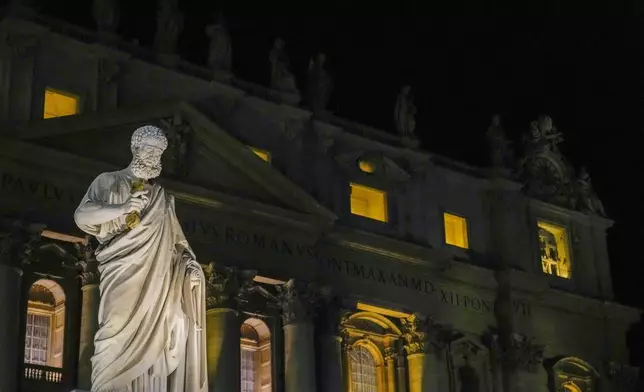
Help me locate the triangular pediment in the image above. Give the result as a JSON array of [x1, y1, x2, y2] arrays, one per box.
[[2, 101, 337, 226]]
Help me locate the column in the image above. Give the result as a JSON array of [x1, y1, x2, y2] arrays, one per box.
[[0, 223, 39, 392], [278, 279, 317, 392], [384, 348, 397, 392], [319, 299, 349, 392], [203, 263, 241, 392], [206, 308, 240, 392], [96, 58, 120, 110], [342, 339, 352, 392], [76, 248, 100, 391], [7, 33, 39, 122], [0, 250, 23, 392], [396, 353, 407, 392], [402, 314, 445, 392]]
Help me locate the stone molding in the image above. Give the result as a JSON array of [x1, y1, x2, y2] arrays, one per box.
[[0, 31, 40, 59], [276, 279, 319, 325]]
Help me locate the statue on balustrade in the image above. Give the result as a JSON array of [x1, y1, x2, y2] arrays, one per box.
[[154, 0, 184, 54], [74, 125, 208, 392], [307, 53, 333, 113], [205, 13, 232, 72], [92, 0, 120, 34], [269, 38, 299, 93], [394, 85, 417, 137]]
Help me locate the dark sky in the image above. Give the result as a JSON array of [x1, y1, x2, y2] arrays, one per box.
[[24, 1, 644, 308]]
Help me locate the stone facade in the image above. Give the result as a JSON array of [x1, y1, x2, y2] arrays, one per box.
[[0, 8, 640, 392]]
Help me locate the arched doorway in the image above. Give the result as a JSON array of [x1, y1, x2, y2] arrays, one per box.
[[24, 279, 66, 368]]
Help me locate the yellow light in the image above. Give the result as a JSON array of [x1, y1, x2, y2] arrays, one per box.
[[249, 146, 271, 163], [358, 159, 376, 173], [538, 220, 571, 279], [356, 302, 412, 319], [444, 212, 469, 249], [43, 88, 79, 119], [350, 183, 388, 222]]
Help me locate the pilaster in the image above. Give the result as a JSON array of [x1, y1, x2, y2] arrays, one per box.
[[74, 240, 99, 391]]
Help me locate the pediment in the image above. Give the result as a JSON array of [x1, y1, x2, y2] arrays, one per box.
[[2, 101, 337, 225]]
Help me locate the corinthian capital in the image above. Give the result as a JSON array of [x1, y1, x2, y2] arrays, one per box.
[[0, 220, 45, 272], [402, 313, 454, 355], [74, 239, 100, 286], [276, 279, 319, 325]]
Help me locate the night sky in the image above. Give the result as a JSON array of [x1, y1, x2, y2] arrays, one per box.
[[18, 2, 644, 308]]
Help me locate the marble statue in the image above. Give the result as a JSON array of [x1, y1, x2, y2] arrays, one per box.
[[154, 0, 184, 54], [307, 53, 333, 113], [486, 114, 513, 168], [92, 0, 120, 34], [527, 114, 563, 153], [576, 167, 606, 216], [74, 125, 207, 392], [205, 13, 232, 72], [394, 85, 416, 136], [269, 38, 298, 93]]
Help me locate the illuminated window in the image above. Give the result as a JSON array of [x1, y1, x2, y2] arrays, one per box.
[[24, 279, 66, 368], [350, 345, 378, 392], [43, 88, 79, 119], [444, 212, 469, 249], [538, 220, 571, 279], [350, 183, 387, 222], [563, 382, 582, 392], [240, 318, 272, 392], [358, 159, 376, 173], [249, 147, 271, 163]]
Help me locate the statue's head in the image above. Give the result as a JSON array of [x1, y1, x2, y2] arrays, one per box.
[[491, 114, 501, 127], [401, 85, 411, 95], [274, 38, 284, 49], [129, 125, 168, 180]]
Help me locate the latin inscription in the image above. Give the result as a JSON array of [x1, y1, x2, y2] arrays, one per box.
[[183, 219, 532, 317], [0, 171, 77, 205]]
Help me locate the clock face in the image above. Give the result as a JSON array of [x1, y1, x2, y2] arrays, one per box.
[[530, 155, 564, 197]]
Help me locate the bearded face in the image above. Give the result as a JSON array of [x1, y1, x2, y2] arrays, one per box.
[[130, 145, 164, 179]]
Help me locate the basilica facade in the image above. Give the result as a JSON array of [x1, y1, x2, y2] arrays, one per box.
[[0, 5, 640, 392]]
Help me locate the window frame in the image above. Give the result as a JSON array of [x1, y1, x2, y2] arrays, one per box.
[[349, 182, 389, 223], [24, 310, 53, 366], [536, 218, 573, 280], [42, 87, 81, 120], [442, 211, 470, 250]]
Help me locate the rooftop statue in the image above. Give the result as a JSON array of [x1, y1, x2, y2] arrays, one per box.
[[205, 13, 232, 72], [307, 53, 333, 113], [92, 0, 120, 34], [394, 85, 417, 137], [154, 0, 184, 54], [74, 126, 208, 392], [269, 38, 299, 93], [486, 114, 514, 169]]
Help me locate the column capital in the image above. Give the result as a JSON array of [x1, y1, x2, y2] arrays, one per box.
[[72, 239, 100, 286], [0, 220, 44, 273], [203, 262, 256, 310], [484, 333, 544, 372], [317, 293, 351, 336], [0, 31, 40, 59], [402, 313, 453, 355], [277, 279, 319, 325]]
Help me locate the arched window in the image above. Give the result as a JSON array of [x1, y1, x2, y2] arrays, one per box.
[[350, 345, 378, 392], [553, 357, 599, 392], [240, 318, 272, 392], [24, 279, 66, 368]]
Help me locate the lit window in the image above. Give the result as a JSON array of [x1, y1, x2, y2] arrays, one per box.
[[24, 313, 50, 365], [563, 382, 582, 392], [249, 147, 271, 163], [240, 318, 272, 392], [350, 345, 378, 392], [358, 159, 376, 173], [24, 279, 66, 368], [44, 88, 79, 119], [350, 183, 387, 222], [538, 220, 571, 279], [444, 212, 469, 249]]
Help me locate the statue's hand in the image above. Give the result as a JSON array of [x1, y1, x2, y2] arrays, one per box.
[[121, 190, 149, 215]]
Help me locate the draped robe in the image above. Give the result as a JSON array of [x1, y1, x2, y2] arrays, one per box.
[[75, 171, 208, 392]]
